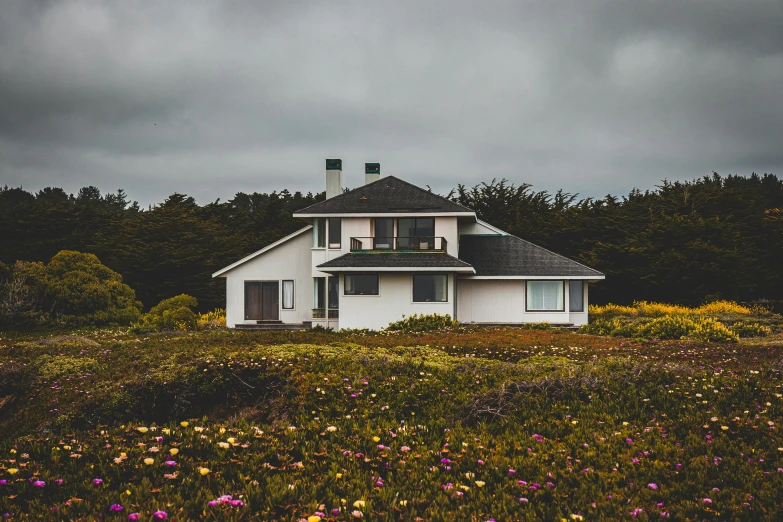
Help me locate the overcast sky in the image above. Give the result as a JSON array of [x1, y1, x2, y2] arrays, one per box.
[[1, 0, 782, 206]]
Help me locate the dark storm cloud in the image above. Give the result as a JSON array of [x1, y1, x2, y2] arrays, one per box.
[[1, 0, 782, 205]]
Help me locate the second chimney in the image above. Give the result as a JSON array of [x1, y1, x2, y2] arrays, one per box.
[[365, 163, 380, 185], [325, 158, 342, 199]]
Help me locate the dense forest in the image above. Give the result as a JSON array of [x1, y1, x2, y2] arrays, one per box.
[[1, 172, 781, 312]]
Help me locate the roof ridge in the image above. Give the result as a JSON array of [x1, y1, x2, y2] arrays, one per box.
[[294, 175, 387, 213], [383, 176, 476, 213]]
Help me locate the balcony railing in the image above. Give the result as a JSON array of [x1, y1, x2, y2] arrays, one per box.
[[312, 308, 339, 319], [349, 236, 448, 252]]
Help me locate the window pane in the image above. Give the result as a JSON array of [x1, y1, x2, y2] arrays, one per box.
[[313, 218, 325, 248], [313, 277, 325, 308], [374, 218, 394, 249], [282, 280, 294, 309], [328, 276, 339, 309], [398, 218, 416, 249], [569, 281, 584, 312], [527, 281, 564, 311], [345, 274, 379, 295], [413, 274, 448, 302], [415, 218, 435, 238], [328, 218, 341, 248]]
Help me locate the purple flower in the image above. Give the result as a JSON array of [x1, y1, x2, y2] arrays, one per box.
[[93, 478, 104, 485], [0, 480, 5, 486], [230, 500, 244, 507], [153, 511, 168, 519], [477, 459, 484, 465], [165, 461, 177, 467], [703, 498, 712, 504], [128, 514, 141, 521], [207, 500, 218, 507], [332, 509, 340, 515], [33, 480, 45, 488], [519, 497, 528, 503], [110, 504, 124, 512], [54, 479, 63, 485], [508, 469, 516, 475], [648, 483, 658, 490]]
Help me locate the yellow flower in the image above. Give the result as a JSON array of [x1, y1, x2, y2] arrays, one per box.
[[180, 421, 189, 427], [9, 449, 16, 454], [219, 427, 226, 434], [144, 458, 154, 465], [199, 467, 211, 475], [63, 445, 71, 451], [308, 517, 322, 522], [475, 480, 485, 487], [218, 442, 230, 449], [570, 515, 584, 521], [227, 437, 236, 444], [125, 490, 131, 496], [372, 436, 380, 443], [721, 426, 729, 431], [169, 448, 178, 456], [399, 500, 408, 507], [7, 468, 18, 475], [120, 452, 127, 457], [162, 428, 171, 435], [137, 427, 149, 434], [353, 500, 366, 509]]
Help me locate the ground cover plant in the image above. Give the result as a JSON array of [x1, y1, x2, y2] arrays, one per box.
[[2, 326, 783, 520]]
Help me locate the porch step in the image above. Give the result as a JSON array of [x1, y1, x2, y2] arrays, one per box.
[[256, 320, 283, 324], [235, 323, 310, 331]]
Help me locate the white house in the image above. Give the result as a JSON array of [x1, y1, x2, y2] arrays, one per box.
[[213, 160, 604, 330]]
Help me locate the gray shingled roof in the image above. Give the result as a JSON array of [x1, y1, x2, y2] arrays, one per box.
[[294, 176, 475, 215], [317, 252, 475, 271], [458, 235, 604, 277]]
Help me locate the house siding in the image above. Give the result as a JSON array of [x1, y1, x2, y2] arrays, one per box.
[[225, 229, 313, 327]]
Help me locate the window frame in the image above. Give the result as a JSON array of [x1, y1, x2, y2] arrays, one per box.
[[282, 280, 295, 310], [568, 281, 584, 313], [344, 273, 380, 296], [312, 218, 326, 249], [328, 217, 342, 249], [411, 273, 449, 303], [525, 280, 565, 312]]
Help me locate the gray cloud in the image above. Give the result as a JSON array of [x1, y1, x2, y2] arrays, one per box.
[[1, 0, 782, 205]]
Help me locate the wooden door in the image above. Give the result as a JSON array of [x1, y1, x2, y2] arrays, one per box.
[[245, 282, 263, 320], [262, 282, 279, 320]]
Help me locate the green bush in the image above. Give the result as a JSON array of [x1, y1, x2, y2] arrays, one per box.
[[578, 318, 621, 336], [35, 355, 101, 381], [635, 315, 697, 340], [689, 317, 740, 343], [386, 313, 457, 332], [730, 321, 772, 338], [135, 294, 199, 332]]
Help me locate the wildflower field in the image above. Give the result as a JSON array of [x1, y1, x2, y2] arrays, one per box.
[[2, 327, 783, 520]]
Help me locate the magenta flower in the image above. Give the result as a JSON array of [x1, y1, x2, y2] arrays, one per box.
[[0, 480, 5, 486], [153, 511, 168, 519], [703, 498, 712, 504], [93, 478, 103, 485], [230, 500, 244, 507], [648, 483, 658, 490], [54, 479, 63, 485], [519, 497, 528, 503], [110, 504, 124, 512], [164, 461, 177, 467], [477, 459, 484, 465], [128, 514, 141, 521], [33, 480, 45, 488]]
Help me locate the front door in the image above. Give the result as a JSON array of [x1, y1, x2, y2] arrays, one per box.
[[245, 281, 279, 320], [262, 282, 279, 320]]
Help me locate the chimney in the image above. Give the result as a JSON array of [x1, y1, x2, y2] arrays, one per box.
[[325, 158, 342, 199], [365, 162, 380, 185]]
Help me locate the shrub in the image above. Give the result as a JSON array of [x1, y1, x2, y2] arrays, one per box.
[[588, 304, 638, 319], [633, 301, 691, 317], [579, 318, 622, 336], [693, 300, 751, 315], [136, 294, 199, 332], [730, 321, 772, 338], [197, 308, 226, 330], [522, 322, 553, 330], [635, 315, 696, 339], [689, 317, 740, 343], [386, 313, 457, 332], [35, 355, 101, 381], [43, 250, 143, 325]]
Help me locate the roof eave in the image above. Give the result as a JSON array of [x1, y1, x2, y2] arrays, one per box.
[[317, 266, 476, 273], [294, 211, 476, 218]]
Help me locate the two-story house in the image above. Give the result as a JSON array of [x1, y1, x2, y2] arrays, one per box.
[[213, 159, 604, 330]]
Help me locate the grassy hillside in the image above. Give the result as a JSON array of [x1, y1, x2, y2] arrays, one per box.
[[1, 327, 783, 520]]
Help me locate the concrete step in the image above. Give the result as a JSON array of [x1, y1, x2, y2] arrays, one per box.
[[235, 323, 310, 331]]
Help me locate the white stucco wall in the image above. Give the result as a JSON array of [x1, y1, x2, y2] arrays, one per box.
[[223, 230, 313, 327], [456, 279, 590, 326], [338, 272, 456, 330]]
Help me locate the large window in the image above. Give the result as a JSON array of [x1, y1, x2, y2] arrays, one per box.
[[413, 274, 448, 302], [345, 274, 379, 295], [398, 218, 435, 249], [374, 218, 394, 249], [569, 281, 584, 312], [526, 281, 564, 311], [328, 218, 342, 249], [282, 280, 294, 309], [313, 218, 326, 248]]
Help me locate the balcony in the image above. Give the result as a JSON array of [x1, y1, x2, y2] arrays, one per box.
[[349, 236, 448, 252]]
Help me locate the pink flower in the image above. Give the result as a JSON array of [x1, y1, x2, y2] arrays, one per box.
[[519, 497, 528, 503], [648, 483, 658, 490], [703, 498, 712, 504], [508, 469, 515, 475], [128, 514, 141, 521], [165, 461, 177, 467], [153, 511, 168, 519], [110, 504, 123, 512], [477, 459, 484, 465], [33, 480, 45, 488], [93, 478, 103, 485]]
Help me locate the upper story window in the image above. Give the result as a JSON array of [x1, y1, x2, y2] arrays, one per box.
[[328, 218, 342, 249], [374, 218, 394, 249], [313, 218, 326, 248], [398, 218, 435, 249]]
